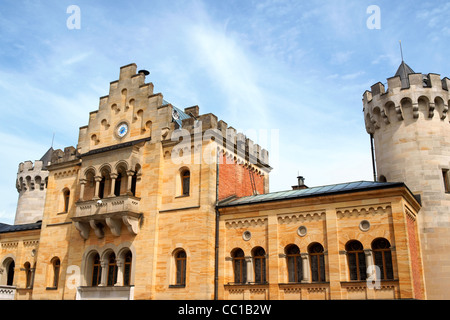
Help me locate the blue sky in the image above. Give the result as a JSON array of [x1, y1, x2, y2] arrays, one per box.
[[1, 0, 450, 224]]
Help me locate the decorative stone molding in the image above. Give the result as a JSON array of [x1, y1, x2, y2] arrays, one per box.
[[225, 217, 267, 229], [337, 204, 391, 219], [277, 211, 325, 224], [1, 242, 18, 249]]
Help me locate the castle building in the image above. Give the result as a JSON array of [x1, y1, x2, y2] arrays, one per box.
[[363, 60, 450, 300], [0, 62, 430, 300]]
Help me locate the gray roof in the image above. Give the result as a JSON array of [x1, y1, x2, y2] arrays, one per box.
[[394, 61, 415, 88], [39, 147, 54, 169], [0, 221, 42, 234], [163, 99, 191, 128], [218, 181, 406, 208]]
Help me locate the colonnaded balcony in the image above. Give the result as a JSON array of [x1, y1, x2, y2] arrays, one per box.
[[72, 195, 141, 239]]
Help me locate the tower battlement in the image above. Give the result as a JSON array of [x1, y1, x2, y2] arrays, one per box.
[[14, 149, 52, 225], [363, 66, 450, 134], [16, 160, 48, 193]]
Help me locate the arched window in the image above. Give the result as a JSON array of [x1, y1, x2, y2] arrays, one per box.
[[24, 262, 32, 288], [114, 172, 122, 196], [131, 172, 137, 196], [285, 245, 302, 283], [372, 238, 394, 280], [91, 253, 102, 286], [6, 259, 15, 286], [253, 247, 266, 284], [309, 243, 326, 282], [175, 250, 187, 286], [107, 253, 118, 286], [346, 241, 366, 281], [123, 251, 132, 286], [63, 189, 70, 212], [51, 257, 61, 288], [232, 249, 247, 284], [182, 170, 190, 196]]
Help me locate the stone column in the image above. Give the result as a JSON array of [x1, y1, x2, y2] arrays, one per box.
[[245, 256, 253, 283], [115, 258, 124, 286], [126, 170, 135, 195], [109, 173, 118, 197], [301, 253, 310, 283], [93, 176, 102, 200], [364, 249, 374, 270], [99, 260, 108, 286], [79, 179, 87, 201]]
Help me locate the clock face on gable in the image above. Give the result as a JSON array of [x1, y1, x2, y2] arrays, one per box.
[[117, 122, 128, 138]]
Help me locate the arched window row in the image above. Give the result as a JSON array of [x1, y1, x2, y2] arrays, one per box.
[[229, 238, 394, 285], [80, 163, 142, 201], [86, 248, 133, 287], [346, 238, 394, 281]]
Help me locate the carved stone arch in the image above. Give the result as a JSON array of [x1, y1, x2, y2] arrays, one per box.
[[1, 254, 16, 286], [372, 106, 382, 129], [35, 175, 42, 190], [114, 161, 129, 174], [400, 97, 416, 120], [80, 247, 101, 286], [84, 167, 97, 178], [384, 101, 397, 123], [418, 95, 432, 119], [434, 96, 448, 120], [100, 245, 117, 262], [99, 163, 113, 177]]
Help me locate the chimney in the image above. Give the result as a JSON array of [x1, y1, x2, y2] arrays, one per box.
[[292, 176, 308, 190]]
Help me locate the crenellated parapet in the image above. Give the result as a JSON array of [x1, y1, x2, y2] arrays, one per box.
[[16, 160, 49, 193], [363, 71, 450, 134], [50, 146, 78, 166]]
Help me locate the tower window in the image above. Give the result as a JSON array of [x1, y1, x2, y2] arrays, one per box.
[[443, 170, 450, 193], [63, 189, 70, 212], [182, 170, 190, 196]]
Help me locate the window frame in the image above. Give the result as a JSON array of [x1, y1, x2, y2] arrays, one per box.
[[285, 245, 302, 283], [346, 241, 367, 281], [253, 247, 267, 284], [372, 238, 394, 280], [174, 250, 187, 286], [181, 170, 190, 196], [231, 249, 247, 284], [309, 243, 326, 283]]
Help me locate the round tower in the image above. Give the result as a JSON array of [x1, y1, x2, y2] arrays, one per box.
[[14, 149, 52, 225], [363, 61, 450, 300]]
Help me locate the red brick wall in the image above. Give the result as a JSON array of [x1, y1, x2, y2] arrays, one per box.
[[406, 214, 424, 300], [218, 154, 265, 201]]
